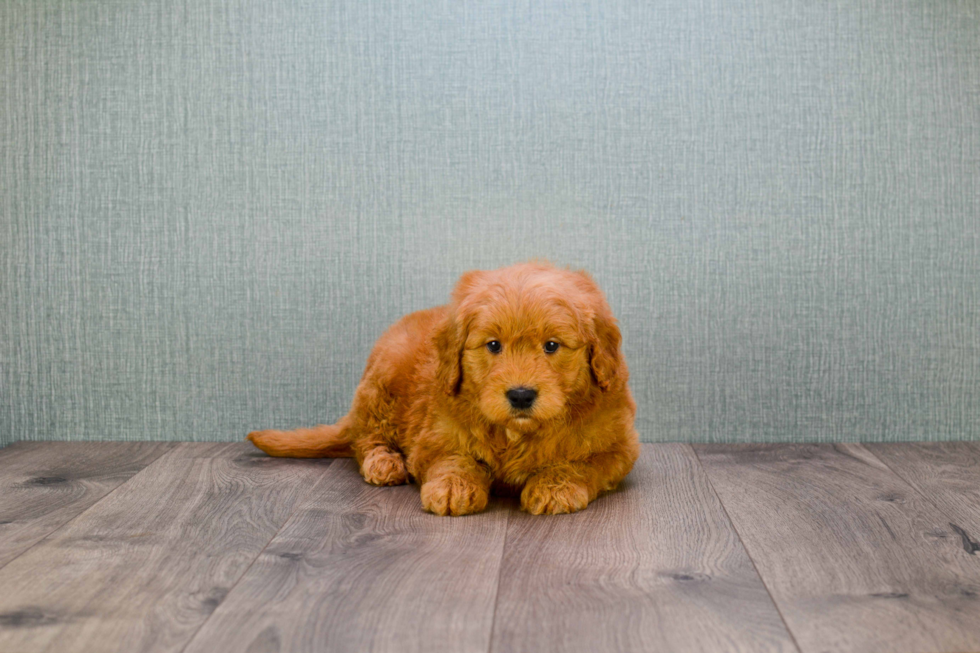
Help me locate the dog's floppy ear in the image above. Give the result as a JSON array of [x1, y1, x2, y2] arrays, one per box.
[[435, 314, 466, 395], [574, 270, 625, 391], [435, 269, 486, 396], [589, 305, 624, 391]]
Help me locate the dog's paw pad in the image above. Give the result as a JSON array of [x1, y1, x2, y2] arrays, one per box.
[[361, 449, 408, 486], [521, 479, 590, 515], [420, 476, 488, 516]]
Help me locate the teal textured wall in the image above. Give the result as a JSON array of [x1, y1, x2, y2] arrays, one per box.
[[2, 0, 979, 447]]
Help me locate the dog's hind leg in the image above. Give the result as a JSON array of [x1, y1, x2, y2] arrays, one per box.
[[249, 334, 412, 486], [346, 382, 409, 486], [358, 446, 408, 486]]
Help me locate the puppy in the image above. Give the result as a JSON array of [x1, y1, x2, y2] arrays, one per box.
[[248, 262, 640, 515]]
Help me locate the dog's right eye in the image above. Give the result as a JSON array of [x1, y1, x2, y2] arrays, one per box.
[[486, 340, 502, 354]]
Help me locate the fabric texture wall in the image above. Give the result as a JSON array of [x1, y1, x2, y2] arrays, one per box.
[[2, 0, 978, 447]]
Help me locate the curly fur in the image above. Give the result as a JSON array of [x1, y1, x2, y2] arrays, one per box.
[[248, 262, 641, 515]]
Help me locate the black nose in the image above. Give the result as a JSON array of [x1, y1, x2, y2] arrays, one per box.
[[506, 387, 537, 410]]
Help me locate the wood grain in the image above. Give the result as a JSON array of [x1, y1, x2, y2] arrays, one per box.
[[5, 441, 980, 653], [0, 441, 175, 568], [490, 444, 798, 653], [866, 442, 980, 553], [0, 443, 330, 653], [695, 443, 980, 653], [182, 458, 510, 653]]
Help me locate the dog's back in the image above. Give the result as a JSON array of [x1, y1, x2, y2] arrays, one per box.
[[248, 305, 447, 458], [361, 305, 447, 400]]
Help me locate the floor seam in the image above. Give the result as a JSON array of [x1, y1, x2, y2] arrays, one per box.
[[0, 442, 177, 575], [857, 443, 977, 547], [689, 443, 805, 653], [484, 506, 513, 653], [176, 458, 337, 653]]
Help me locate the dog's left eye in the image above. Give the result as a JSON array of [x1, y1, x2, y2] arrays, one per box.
[[544, 341, 560, 354]]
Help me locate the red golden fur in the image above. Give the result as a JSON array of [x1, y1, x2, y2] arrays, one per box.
[[248, 262, 640, 515]]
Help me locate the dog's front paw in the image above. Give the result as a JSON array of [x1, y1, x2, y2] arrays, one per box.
[[521, 474, 590, 515], [420, 474, 489, 516]]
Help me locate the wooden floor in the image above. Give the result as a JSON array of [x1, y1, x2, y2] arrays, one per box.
[[0, 442, 979, 653]]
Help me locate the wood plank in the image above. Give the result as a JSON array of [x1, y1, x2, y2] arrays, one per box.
[[695, 443, 980, 653], [866, 442, 980, 552], [182, 458, 510, 653], [0, 442, 330, 653], [0, 441, 175, 568], [490, 444, 798, 653]]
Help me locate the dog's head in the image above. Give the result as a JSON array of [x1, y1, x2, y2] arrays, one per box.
[[436, 262, 626, 434]]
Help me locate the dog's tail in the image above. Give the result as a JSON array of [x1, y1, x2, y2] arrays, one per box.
[[247, 416, 355, 458]]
